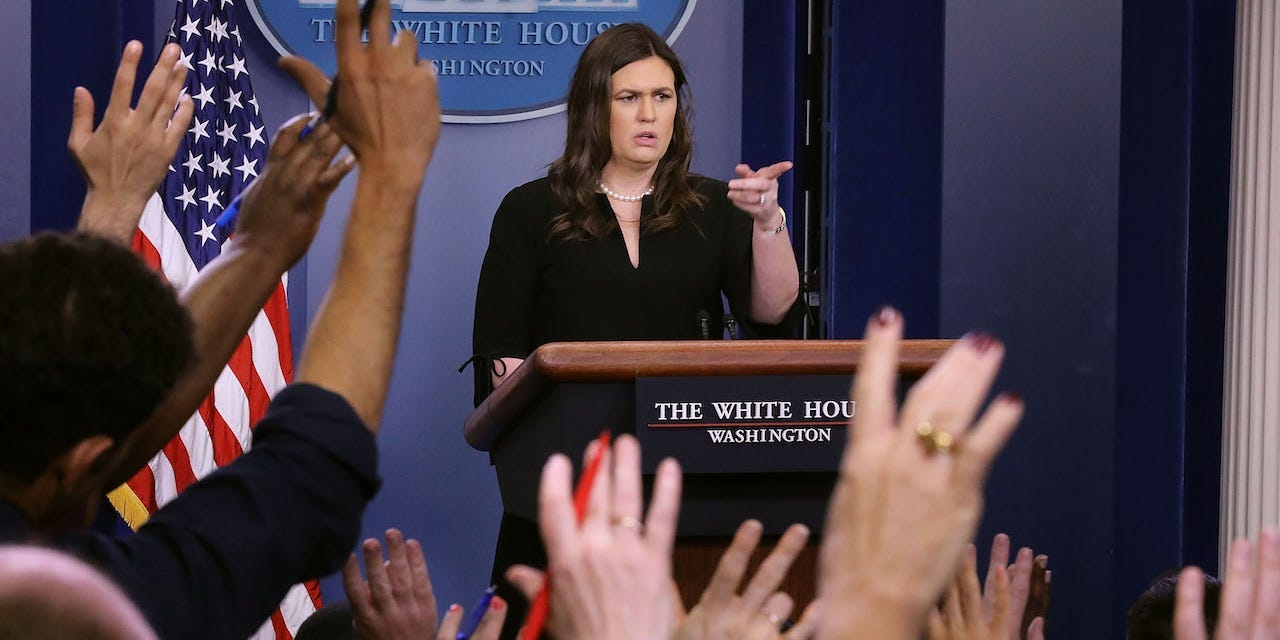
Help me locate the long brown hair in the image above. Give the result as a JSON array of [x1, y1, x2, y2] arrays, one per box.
[[547, 23, 705, 241]]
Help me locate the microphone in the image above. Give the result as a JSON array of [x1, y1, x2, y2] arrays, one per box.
[[722, 314, 739, 340], [696, 310, 711, 340]]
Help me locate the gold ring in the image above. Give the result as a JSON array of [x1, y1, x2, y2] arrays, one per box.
[[613, 515, 645, 535], [915, 421, 955, 455]]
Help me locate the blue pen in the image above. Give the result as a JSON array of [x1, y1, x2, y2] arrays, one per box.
[[215, 109, 321, 232], [456, 585, 497, 640]]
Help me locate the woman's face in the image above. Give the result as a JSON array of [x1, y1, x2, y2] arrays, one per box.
[[607, 55, 677, 174]]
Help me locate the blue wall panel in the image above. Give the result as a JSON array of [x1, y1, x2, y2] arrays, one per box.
[[1182, 0, 1234, 575], [826, 1, 944, 339], [1112, 0, 1234, 628], [0, 3, 31, 241], [31, 3, 154, 234]]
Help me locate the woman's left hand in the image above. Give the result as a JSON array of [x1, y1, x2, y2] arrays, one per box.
[[728, 161, 793, 226]]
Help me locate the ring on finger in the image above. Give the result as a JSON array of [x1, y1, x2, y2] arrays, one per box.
[[915, 421, 955, 455], [611, 515, 645, 535], [758, 192, 767, 206]]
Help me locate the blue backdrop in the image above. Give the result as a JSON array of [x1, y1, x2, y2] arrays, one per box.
[[13, 1, 1236, 637]]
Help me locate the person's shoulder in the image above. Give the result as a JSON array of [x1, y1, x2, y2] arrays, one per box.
[[506, 176, 554, 199], [501, 176, 559, 211], [493, 176, 558, 229]]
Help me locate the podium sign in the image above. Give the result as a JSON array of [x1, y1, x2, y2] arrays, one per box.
[[634, 375, 854, 473]]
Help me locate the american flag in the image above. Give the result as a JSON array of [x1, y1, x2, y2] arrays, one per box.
[[104, 1, 320, 638]]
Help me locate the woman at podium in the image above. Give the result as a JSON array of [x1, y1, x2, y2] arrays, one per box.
[[470, 23, 801, 407], [469, 22, 802, 637]]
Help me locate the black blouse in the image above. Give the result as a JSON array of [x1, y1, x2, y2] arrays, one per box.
[[470, 175, 793, 405]]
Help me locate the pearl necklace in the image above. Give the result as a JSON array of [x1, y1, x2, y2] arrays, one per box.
[[597, 180, 654, 203]]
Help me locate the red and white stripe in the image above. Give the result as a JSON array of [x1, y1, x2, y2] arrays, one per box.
[[127, 194, 319, 639]]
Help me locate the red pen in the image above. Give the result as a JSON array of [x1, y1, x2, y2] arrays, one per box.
[[520, 431, 612, 640]]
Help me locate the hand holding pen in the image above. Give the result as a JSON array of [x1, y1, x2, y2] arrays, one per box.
[[280, 0, 440, 176], [506, 434, 683, 640], [214, 0, 375, 233], [222, 0, 442, 232], [442, 585, 506, 640], [297, 0, 381, 141]]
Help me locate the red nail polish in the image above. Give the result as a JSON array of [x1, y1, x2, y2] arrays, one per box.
[[873, 306, 898, 326], [449, 604, 461, 612], [965, 332, 998, 352], [1001, 391, 1022, 404], [491, 596, 506, 611]]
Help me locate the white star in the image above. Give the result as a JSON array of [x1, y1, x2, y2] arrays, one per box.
[[188, 117, 210, 143], [210, 152, 231, 178], [178, 49, 195, 71], [194, 218, 218, 246], [166, 22, 177, 40], [199, 186, 224, 212], [199, 50, 221, 75], [225, 55, 248, 80], [248, 96, 260, 115], [235, 156, 259, 181], [180, 16, 200, 41], [216, 121, 237, 146], [191, 84, 215, 109], [182, 151, 204, 177], [209, 17, 229, 42], [224, 89, 243, 113], [245, 123, 266, 148], [220, 0, 235, 9], [175, 184, 198, 210], [231, 25, 243, 45]]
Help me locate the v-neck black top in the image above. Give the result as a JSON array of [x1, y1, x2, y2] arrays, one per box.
[[471, 175, 783, 405]]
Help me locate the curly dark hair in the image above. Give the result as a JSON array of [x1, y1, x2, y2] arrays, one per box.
[[548, 22, 705, 241], [1126, 569, 1221, 640], [0, 232, 194, 485]]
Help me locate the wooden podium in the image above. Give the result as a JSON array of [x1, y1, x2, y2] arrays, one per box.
[[464, 339, 950, 610]]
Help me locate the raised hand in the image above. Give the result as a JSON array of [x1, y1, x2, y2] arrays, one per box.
[[342, 529, 438, 640], [278, 0, 440, 180], [71, 40, 194, 242], [229, 113, 354, 270], [982, 534, 1050, 640], [817, 308, 1023, 640], [727, 161, 792, 228], [927, 545, 1010, 640], [1175, 529, 1280, 640], [675, 520, 813, 640], [506, 435, 683, 640]]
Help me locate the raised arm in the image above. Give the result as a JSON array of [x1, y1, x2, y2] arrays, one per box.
[[279, 0, 441, 430], [72, 43, 354, 488], [817, 309, 1022, 639], [726, 161, 801, 325], [104, 114, 355, 488], [70, 41, 192, 243]]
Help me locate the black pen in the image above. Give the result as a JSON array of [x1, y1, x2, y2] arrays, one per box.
[[299, 0, 379, 140]]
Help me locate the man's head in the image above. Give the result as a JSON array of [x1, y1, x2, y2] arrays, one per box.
[[0, 233, 192, 524], [1127, 568, 1222, 640], [0, 545, 158, 639]]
